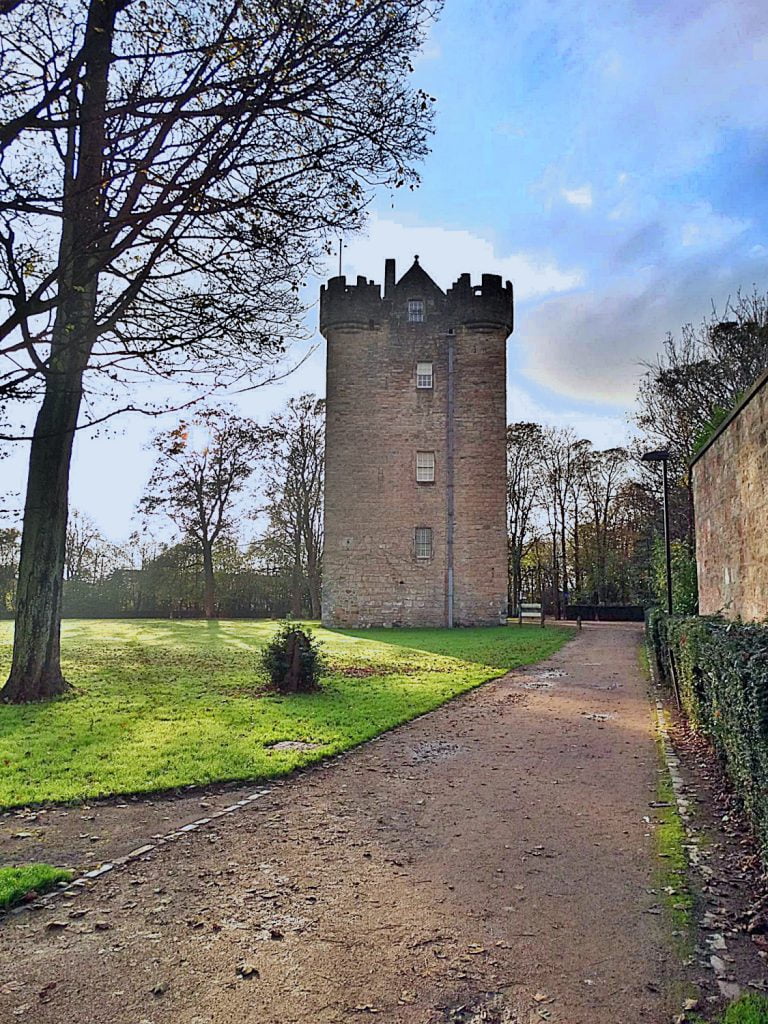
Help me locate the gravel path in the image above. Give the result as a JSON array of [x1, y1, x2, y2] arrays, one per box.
[[0, 623, 678, 1023]]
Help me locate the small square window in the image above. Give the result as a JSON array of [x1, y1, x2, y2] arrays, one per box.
[[416, 361, 433, 389], [408, 299, 425, 323], [416, 450, 435, 483], [415, 526, 433, 559]]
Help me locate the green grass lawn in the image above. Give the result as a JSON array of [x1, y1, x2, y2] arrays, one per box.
[[722, 996, 768, 1024], [0, 619, 571, 809], [0, 864, 73, 910]]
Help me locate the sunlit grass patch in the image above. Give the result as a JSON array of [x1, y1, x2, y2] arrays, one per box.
[[0, 619, 572, 808], [0, 864, 73, 910], [723, 995, 768, 1024]]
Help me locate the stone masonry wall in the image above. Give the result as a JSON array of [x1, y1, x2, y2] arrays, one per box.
[[452, 325, 508, 624], [321, 263, 511, 628], [692, 372, 768, 621]]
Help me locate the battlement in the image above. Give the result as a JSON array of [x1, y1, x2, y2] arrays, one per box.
[[446, 273, 514, 333], [319, 259, 514, 335], [319, 274, 383, 331]]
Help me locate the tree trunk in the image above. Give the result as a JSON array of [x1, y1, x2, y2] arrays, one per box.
[[511, 544, 522, 618], [202, 542, 216, 619], [307, 570, 321, 619], [551, 529, 560, 619], [2, 291, 95, 701], [290, 559, 303, 618], [1, 0, 117, 703], [573, 501, 581, 596], [305, 542, 321, 619]]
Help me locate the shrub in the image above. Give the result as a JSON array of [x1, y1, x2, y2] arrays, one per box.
[[260, 624, 325, 693], [648, 612, 768, 861], [651, 537, 699, 615]]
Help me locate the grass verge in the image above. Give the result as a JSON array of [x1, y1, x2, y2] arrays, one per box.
[[0, 864, 73, 910], [0, 619, 572, 808], [721, 995, 768, 1023], [653, 731, 695, 946]]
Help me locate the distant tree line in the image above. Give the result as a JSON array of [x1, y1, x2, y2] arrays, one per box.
[[0, 395, 324, 621], [508, 291, 768, 617], [506, 425, 657, 616], [508, 290, 768, 618], [2, 289, 765, 625]]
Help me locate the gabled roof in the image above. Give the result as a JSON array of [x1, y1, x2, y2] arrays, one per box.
[[395, 256, 445, 298]]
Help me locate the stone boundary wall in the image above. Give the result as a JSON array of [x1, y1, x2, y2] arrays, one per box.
[[691, 369, 768, 621]]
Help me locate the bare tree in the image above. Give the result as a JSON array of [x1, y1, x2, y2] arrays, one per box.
[[635, 289, 768, 546], [139, 409, 264, 618], [580, 448, 628, 603], [258, 395, 324, 618], [65, 509, 103, 581], [0, 0, 438, 700], [505, 422, 545, 614], [540, 427, 586, 616]]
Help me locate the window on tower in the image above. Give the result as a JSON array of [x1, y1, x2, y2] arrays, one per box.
[[414, 526, 433, 559], [416, 361, 433, 388], [407, 299, 425, 322], [416, 451, 435, 483]]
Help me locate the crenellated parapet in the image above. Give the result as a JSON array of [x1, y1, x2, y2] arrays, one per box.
[[446, 273, 514, 334], [320, 259, 513, 336], [320, 275, 383, 332]]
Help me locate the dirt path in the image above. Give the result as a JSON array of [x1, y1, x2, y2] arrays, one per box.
[[0, 623, 679, 1024]]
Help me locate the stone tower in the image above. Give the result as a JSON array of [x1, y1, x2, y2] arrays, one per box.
[[320, 257, 513, 628]]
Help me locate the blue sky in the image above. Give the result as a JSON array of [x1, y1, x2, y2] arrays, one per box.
[[5, 0, 768, 540]]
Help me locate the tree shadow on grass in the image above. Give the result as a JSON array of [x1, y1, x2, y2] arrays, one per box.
[[328, 624, 573, 671]]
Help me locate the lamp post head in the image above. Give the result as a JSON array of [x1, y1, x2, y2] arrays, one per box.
[[641, 449, 671, 463]]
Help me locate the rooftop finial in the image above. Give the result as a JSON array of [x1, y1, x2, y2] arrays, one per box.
[[414, 254, 420, 264]]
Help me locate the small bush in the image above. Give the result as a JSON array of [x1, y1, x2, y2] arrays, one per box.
[[260, 624, 325, 693], [648, 611, 768, 862]]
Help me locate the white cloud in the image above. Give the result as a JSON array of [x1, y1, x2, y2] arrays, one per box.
[[561, 185, 593, 208], [680, 203, 750, 249], [342, 215, 584, 301], [517, 249, 766, 406], [507, 384, 632, 449]]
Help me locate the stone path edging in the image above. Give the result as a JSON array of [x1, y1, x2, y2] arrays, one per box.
[[2, 693, 478, 921]]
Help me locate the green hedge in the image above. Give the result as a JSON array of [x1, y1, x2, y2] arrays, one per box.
[[648, 609, 768, 861]]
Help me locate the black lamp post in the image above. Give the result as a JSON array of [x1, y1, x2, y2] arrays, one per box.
[[642, 449, 673, 615]]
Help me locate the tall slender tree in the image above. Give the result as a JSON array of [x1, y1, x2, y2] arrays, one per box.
[[505, 422, 545, 615], [258, 395, 324, 618]]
